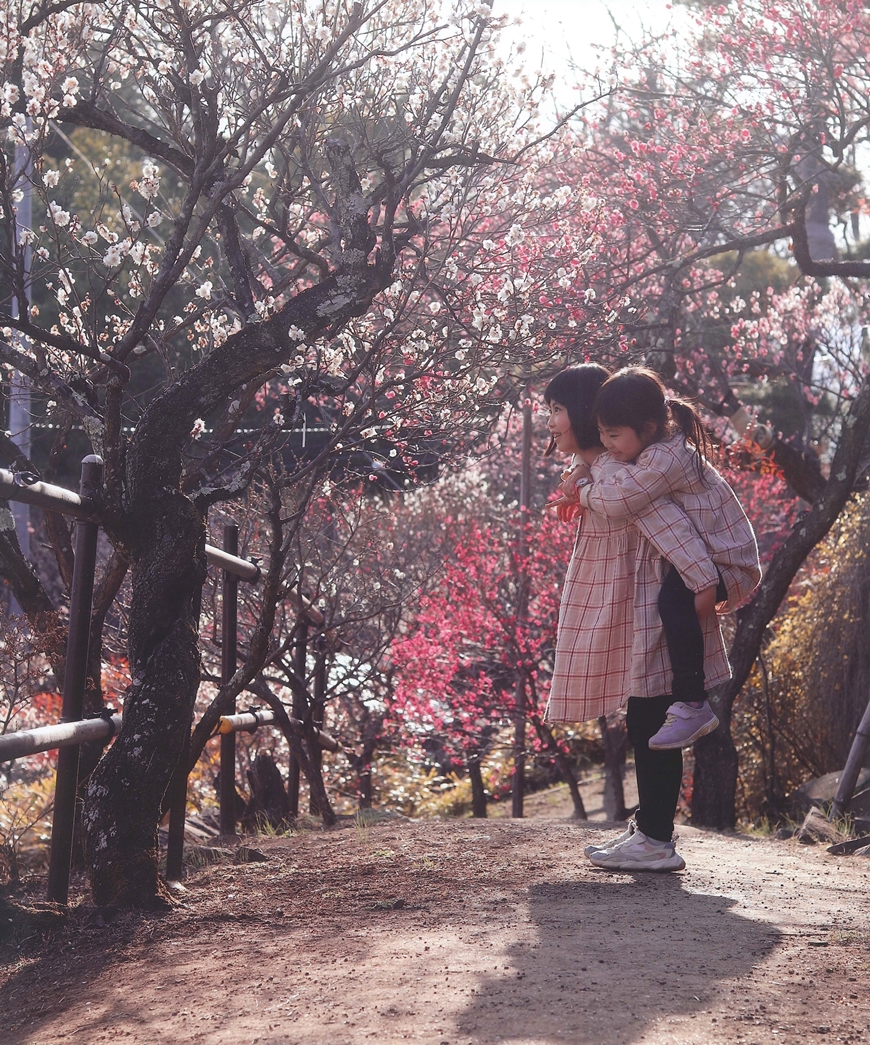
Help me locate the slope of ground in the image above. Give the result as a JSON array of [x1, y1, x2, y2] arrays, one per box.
[[2, 797, 868, 1045]]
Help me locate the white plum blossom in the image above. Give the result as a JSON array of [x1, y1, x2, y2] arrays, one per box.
[[48, 202, 70, 227], [137, 162, 160, 201], [103, 239, 131, 268], [505, 224, 525, 246], [62, 76, 79, 107], [129, 241, 150, 265], [195, 281, 214, 300]]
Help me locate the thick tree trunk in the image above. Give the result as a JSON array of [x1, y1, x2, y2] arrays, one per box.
[[83, 492, 206, 907], [358, 759, 374, 810], [599, 714, 629, 822], [468, 755, 488, 818], [348, 736, 378, 810], [690, 684, 739, 828]]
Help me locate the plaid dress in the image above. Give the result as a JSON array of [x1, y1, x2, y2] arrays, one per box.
[[546, 454, 733, 723]]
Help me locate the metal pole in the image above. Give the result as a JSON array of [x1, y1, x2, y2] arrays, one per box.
[[287, 619, 308, 818], [511, 393, 532, 818], [0, 714, 121, 761], [165, 558, 206, 883], [219, 523, 239, 837], [46, 456, 103, 904], [9, 131, 33, 575], [832, 695, 870, 819], [309, 635, 327, 815], [165, 729, 189, 882]]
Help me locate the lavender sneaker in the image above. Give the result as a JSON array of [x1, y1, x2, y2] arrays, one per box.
[[648, 701, 719, 750]]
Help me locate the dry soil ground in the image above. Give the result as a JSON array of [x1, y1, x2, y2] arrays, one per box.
[[2, 782, 870, 1045]]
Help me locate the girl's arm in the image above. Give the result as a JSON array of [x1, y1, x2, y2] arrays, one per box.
[[633, 497, 720, 595], [579, 442, 685, 518]]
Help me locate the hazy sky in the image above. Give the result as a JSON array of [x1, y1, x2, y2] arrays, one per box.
[[494, 0, 678, 102]]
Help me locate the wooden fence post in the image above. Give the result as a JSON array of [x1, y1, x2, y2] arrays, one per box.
[[287, 618, 309, 818], [46, 456, 103, 904], [219, 523, 240, 837]]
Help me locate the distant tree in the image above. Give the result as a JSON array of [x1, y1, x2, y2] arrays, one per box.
[[390, 423, 590, 819]]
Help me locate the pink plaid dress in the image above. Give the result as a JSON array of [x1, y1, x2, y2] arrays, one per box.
[[546, 453, 733, 723]]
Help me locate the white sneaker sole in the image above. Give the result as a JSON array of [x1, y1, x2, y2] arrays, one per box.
[[589, 851, 686, 872]]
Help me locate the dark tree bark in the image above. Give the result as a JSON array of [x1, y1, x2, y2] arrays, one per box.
[[241, 752, 291, 832], [599, 714, 629, 822], [690, 688, 740, 827], [84, 493, 206, 907], [248, 677, 336, 827], [468, 755, 488, 818], [358, 764, 374, 810]]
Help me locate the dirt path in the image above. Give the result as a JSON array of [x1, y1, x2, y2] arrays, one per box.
[[2, 806, 869, 1045]]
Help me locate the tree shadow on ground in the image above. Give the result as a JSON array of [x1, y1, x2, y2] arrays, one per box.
[[456, 874, 780, 1044], [0, 904, 166, 1043]]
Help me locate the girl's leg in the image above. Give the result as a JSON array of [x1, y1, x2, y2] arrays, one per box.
[[626, 694, 683, 843], [657, 565, 729, 704], [657, 566, 705, 704]]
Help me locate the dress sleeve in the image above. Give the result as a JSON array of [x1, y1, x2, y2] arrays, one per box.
[[632, 500, 719, 593], [579, 442, 684, 518]]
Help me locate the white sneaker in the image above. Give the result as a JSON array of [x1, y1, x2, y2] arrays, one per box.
[[588, 829, 686, 872], [648, 701, 719, 750], [583, 818, 637, 858]]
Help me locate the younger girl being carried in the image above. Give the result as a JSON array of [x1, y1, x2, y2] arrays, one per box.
[[569, 366, 761, 752]]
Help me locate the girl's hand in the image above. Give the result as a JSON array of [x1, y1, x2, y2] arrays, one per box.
[[558, 461, 592, 500], [558, 500, 584, 523], [694, 584, 718, 620], [546, 493, 586, 523]]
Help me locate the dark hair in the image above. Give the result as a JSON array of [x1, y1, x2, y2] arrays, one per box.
[[594, 366, 713, 478], [544, 364, 611, 455]]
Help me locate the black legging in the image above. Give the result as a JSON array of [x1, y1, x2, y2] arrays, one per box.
[[626, 694, 683, 843], [657, 565, 727, 704]]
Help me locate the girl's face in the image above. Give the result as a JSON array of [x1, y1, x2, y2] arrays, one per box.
[[598, 421, 656, 462], [547, 400, 581, 454]]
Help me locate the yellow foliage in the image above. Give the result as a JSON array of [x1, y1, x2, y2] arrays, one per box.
[[734, 493, 870, 820]]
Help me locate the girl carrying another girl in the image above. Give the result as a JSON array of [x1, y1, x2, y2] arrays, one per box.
[[545, 365, 738, 871], [570, 366, 760, 756]]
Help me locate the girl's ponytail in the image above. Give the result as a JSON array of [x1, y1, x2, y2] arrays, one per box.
[[668, 397, 713, 483]]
